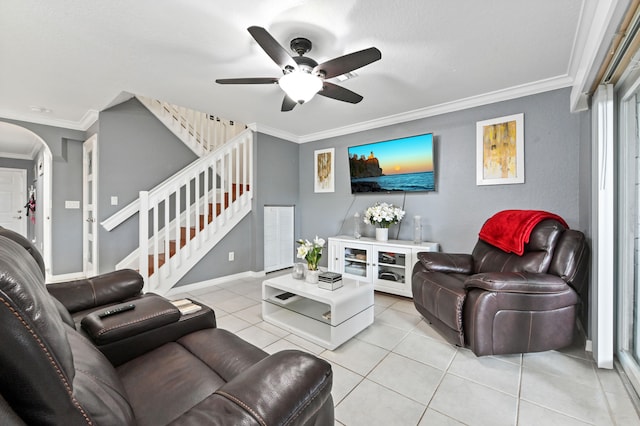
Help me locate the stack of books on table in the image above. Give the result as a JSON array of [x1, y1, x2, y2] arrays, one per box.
[[318, 271, 343, 291], [170, 299, 203, 315]]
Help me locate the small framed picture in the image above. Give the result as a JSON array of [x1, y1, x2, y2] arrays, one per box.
[[476, 113, 524, 185], [314, 148, 335, 193]]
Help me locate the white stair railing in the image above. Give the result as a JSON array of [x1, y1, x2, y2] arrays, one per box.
[[137, 95, 246, 157], [102, 129, 253, 294]]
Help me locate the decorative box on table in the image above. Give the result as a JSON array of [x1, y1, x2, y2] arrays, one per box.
[[318, 272, 343, 291]]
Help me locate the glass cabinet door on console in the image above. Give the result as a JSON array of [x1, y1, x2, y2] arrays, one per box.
[[373, 247, 411, 294], [341, 242, 373, 281], [328, 236, 439, 297]]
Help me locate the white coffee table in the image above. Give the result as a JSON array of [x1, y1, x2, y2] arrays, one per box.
[[262, 274, 374, 350]]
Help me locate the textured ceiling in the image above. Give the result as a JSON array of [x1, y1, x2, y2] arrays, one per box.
[[0, 0, 607, 148]]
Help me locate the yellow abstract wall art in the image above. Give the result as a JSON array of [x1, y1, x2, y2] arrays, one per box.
[[476, 113, 524, 185]]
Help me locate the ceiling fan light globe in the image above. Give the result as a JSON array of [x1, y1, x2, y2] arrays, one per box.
[[279, 71, 322, 104]]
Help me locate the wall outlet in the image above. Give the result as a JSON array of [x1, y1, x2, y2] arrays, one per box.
[[228, 251, 234, 262], [111, 196, 118, 206]]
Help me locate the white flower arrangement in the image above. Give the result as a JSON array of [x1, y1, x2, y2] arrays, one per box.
[[296, 236, 325, 271], [363, 202, 405, 228]]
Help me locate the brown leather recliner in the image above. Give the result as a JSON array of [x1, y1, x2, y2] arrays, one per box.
[[412, 219, 589, 356], [0, 233, 334, 425], [0, 226, 216, 365]]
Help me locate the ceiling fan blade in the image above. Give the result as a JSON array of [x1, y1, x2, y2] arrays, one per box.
[[248, 26, 298, 71], [216, 77, 279, 85], [281, 95, 297, 112], [314, 47, 381, 79], [318, 82, 363, 104]]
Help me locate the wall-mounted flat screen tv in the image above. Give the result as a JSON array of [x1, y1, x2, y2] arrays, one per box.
[[348, 133, 435, 193]]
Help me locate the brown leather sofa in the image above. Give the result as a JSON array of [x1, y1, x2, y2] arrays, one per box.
[[0, 226, 217, 365], [0, 232, 334, 425], [412, 219, 589, 356]]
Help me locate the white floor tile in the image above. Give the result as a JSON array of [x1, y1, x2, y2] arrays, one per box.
[[324, 360, 364, 406], [523, 351, 599, 389], [393, 332, 457, 370], [375, 307, 422, 331], [233, 304, 263, 324], [418, 409, 466, 425], [215, 314, 252, 333], [517, 400, 593, 426], [354, 321, 409, 350], [388, 298, 418, 315], [605, 390, 640, 425], [410, 320, 448, 343], [191, 288, 238, 306], [284, 334, 325, 355], [236, 325, 280, 349], [447, 349, 521, 396], [212, 295, 258, 313], [255, 320, 290, 338], [202, 279, 638, 426], [320, 339, 388, 376], [429, 374, 518, 426], [335, 379, 425, 426], [373, 292, 398, 308], [367, 352, 444, 405], [520, 367, 611, 425], [262, 338, 308, 355]]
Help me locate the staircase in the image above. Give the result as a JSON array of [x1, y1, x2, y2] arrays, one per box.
[[102, 102, 253, 295], [137, 95, 246, 157]]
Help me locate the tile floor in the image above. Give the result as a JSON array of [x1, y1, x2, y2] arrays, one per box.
[[172, 271, 640, 426]]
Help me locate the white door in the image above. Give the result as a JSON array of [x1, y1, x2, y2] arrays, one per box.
[[0, 168, 27, 236], [83, 135, 98, 276]]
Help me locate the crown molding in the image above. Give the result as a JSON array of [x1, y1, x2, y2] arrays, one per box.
[[0, 108, 99, 132], [297, 75, 574, 143], [248, 122, 300, 143], [1, 75, 573, 142]]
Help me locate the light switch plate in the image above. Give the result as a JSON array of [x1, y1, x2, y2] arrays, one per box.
[[65, 200, 80, 209], [111, 196, 118, 206]]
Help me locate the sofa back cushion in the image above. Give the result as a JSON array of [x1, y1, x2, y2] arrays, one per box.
[[0, 226, 45, 277], [0, 236, 134, 425], [472, 220, 564, 274], [549, 229, 590, 294]]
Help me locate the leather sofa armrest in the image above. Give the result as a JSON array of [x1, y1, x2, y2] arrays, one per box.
[[417, 252, 473, 274], [213, 350, 333, 425], [47, 269, 144, 313], [464, 272, 569, 294], [81, 295, 180, 345]]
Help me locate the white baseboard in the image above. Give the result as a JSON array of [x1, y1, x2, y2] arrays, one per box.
[[164, 270, 266, 296]]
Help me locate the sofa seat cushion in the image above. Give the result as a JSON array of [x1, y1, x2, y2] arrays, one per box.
[[117, 328, 268, 426]]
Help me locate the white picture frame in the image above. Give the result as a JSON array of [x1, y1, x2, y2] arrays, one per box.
[[476, 113, 524, 185], [314, 148, 335, 193]]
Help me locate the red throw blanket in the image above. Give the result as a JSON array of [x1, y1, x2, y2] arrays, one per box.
[[478, 210, 568, 255]]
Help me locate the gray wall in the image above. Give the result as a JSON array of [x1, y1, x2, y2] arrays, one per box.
[[96, 98, 198, 273], [0, 118, 86, 275], [298, 88, 590, 268]]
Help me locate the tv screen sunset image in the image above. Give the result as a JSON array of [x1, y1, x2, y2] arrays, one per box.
[[348, 133, 435, 193]]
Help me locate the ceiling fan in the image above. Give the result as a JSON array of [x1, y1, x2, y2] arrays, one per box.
[[216, 26, 381, 111]]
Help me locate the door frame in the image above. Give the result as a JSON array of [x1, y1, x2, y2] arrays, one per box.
[[82, 134, 98, 276]]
